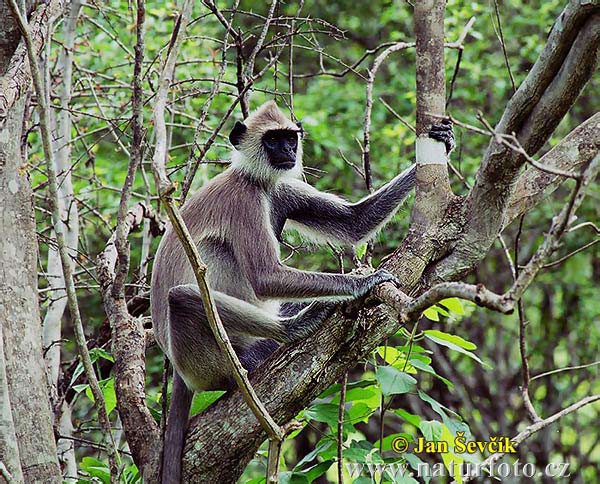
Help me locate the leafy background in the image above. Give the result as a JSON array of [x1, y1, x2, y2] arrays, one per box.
[[31, 0, 599, 482]]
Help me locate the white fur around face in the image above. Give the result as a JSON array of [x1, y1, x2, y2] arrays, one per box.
[[230, 101, 305, 185]]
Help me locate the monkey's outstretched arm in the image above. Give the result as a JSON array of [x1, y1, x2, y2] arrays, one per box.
[[275, 121, 454, 246], [276, 164, 415, 245], [252, 264, 396, 300]]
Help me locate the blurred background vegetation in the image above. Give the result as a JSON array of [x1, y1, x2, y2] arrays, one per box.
[[31, 0, 598, 482]]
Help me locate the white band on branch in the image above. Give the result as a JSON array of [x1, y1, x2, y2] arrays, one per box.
[[416, 136, 447, 165]]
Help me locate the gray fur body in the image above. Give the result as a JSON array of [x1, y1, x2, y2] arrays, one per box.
[[151, 101, 453, 483]]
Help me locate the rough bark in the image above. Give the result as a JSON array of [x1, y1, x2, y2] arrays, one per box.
[[97, 204, 162, 483], [506, 112, 600, 225], [0, 2, 67, 482], [0, 0, 62, 129], [0, 322, 23, 483]]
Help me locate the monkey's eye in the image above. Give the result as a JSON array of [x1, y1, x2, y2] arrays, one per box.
[[263, 134, 277, 147]]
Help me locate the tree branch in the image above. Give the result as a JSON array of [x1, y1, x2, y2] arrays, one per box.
[[0, 0, 62, 129], [432, 6, 599, 281]]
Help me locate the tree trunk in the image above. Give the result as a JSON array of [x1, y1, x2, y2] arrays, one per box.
[[0, 2, 61, 482]]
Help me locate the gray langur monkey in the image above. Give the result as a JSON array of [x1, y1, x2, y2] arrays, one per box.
[[150, 101, 455, 483]]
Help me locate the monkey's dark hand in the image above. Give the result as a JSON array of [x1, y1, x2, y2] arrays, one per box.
[[363, 269, 399, 294], [428, 119, 455, 155]]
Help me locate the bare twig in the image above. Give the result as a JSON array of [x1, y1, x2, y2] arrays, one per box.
[[531, 360, 600, 382], [337, 372, 347, 484], [514, 215, 541, 422], [460, 395, 600, 483], [491, 0, 516, 93]]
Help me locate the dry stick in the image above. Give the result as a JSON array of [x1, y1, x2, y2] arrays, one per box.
[[180, 0, 239, 202], [363, 41, 414, 191], [7, 0, 120, 480], [476, 114, 581, 180], [337, 372, 348, 484], [240, 0, 278, 112], [362, 42, 413, 262], [378, 341, 387, 453], [459, 394, 600, 483], [438, 112, 583, 180], [148, 2, 287, 481], [514, 215, 541, 423], [531, 360, 600, 382], [508, 154, 599, 303], [446, 17, 476, 107], [542, 238, 600, 269], [491, 0, 516, 93]]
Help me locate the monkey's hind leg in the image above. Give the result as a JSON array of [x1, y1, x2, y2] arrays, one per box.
[[280, 301, 337, 342], [161, 369, 193, 484], [167, 284, 290, 382]]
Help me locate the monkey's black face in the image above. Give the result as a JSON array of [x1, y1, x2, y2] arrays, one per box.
[[262, 129, 300, 170]]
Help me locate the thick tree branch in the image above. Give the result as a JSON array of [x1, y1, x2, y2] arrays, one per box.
[[505, 112, 600, 225], [0, 0, 62, 129], [97, 203, 163, 483], [412, 0, 452, 230], [436, 5, 599, 279]]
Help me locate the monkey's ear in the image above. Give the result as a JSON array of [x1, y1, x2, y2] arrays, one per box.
[[229, 121, 247, 147], [296, 121, 304, 138]]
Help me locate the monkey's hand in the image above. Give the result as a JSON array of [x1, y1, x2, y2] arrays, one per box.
[[359, 269, 399, 296], [428, 119, 455, 155]]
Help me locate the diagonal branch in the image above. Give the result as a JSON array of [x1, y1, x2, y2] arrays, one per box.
[[432, 6, 599, 281]]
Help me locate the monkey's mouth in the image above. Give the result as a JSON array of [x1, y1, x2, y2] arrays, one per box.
[[272, 160, 296, 170]]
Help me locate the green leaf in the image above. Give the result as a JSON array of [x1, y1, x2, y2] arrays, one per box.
[[423, 330, 476, 350], [394, 408, 421, 427], [404, 453, 430, 483], [319, 379, 377, 398], [294, 440, 333, 470], [305, 403, 343, 428], [280, 472, 310, 484], [85, 378, 116, 415], [80, 457, 110, 483], [190, 390, 225, 415], [440, 424, 464, 484], [347, 402, 376, 424], [418, 420, 443, 442], [409, 359, 453, 388], [423, 307, 440, 321], [72, 383, 89, 394], [355, 242, 368, 259], [424, 331, 490, 367], [343, 441, 382, 463], [417, 390, 460, 420], [439, 297, 465, 315], [376, 366, 417, 396], [304, 460, 334, 482], [89, 347, 115, 363]]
